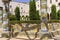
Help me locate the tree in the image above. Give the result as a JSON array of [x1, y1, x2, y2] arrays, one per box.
[[36, 10, 40, 20], [15, 7, 20, 21], [29, 0, 40, 20], [57, 10, 60, 20], [50, 5, 57, 20]]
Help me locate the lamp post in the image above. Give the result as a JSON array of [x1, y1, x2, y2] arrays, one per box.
[[2, 0, 11, 39]]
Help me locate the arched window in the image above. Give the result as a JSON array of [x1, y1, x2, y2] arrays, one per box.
[[21, 7, 23, 9], [58, 3, 60, 6], [22, 15, 24, 17], [50, 0, 52, 3], [10, 5, 12, 8], [26, 15, 28, 17], [26, 15, 28, 20], [56, 0, 58, 2], [47, 13, 49, 20]]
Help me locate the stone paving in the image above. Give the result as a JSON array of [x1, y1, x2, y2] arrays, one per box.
[[0, 38, 40, 40], [0, 38, 55, 40], [0, 38, 8, 40], [0, 23, 60, 40]]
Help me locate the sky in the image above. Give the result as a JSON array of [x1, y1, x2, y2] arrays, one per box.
[[13, 0, 30, 2], [12, 0, 38, 3]]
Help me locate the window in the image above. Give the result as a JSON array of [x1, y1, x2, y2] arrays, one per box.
[[26, 15, 28, 17], [22, 10, 23, 12], [38, 5, 39, 8], [22, 15, 24, 17], [24, 2, 27, 4], [41, 0, 47, 2], [56, 0, 58, 2], [35, 0, 39, 1], [20, 12, 22, 14], [24, 11, 25, 13], [58, 3, 60, 6], [21, 7, 23, 9], [50, 0, 52, 3], [24, 5, 25, 6], [10, 5, 12, 8]]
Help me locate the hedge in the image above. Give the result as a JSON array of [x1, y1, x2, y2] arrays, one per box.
[[10, 20, 41, 24]]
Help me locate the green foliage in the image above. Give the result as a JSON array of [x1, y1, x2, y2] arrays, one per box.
[[50, 5, 57, 20], [29, 0, 40, 20], [14, 7, 20, 21], [2, 33, 9, 38], [36, 10, 40, 20], [10, 20, 41, 24], [9, 14, 16, 21], [57, 10, 60, 20], [48, 20, 59, 23]]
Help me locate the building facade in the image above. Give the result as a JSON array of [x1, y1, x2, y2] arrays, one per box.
[[47, 0, 60, 14], [9, 0, 40, 16], [10, 2, 29, 17], [0, 0, 60, 19]]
